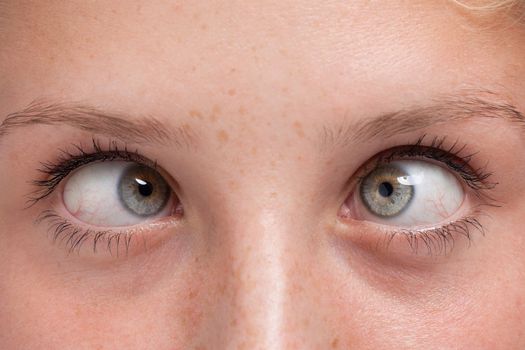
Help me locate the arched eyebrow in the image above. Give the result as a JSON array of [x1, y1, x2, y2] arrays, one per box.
[[0, 100, 197, 148], [321, 92, 525, 149]]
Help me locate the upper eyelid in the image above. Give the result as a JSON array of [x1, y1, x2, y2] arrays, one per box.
[[28, 139, 158, 206], [371, 137, 495, 190]]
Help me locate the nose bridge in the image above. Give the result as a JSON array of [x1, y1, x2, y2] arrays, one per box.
[[224, 205, 290, 348]]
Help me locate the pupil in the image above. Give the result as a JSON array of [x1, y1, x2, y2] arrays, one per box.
[[378, 182, 394, 197], [136, 179, 154, 197]]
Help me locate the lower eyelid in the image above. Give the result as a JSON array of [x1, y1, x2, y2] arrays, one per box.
[[35, 209, 182, 258], [335, 203, 488, 258]]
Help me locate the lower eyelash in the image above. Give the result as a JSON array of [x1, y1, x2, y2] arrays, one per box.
[[378, 209, 489, 256], [36, 210, 135, 256]]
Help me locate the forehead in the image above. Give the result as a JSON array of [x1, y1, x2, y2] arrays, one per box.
[[0, 1, 523, 131]]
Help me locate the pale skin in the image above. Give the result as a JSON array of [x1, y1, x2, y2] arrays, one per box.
[[1, 1, 525, 349]]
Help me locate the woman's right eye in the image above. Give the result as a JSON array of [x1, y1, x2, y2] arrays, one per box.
[[62, 161, 176, 227]]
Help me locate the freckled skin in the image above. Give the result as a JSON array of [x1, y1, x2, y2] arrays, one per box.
[[1, 1, 525, 349]]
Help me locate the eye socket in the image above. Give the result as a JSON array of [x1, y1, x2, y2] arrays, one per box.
[[349, 159, 465, 227], [62, 161, 176, 227]]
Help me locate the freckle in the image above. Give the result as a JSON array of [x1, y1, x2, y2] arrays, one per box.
[[228, 180, 238, 190], [212, 105, 222, 116], [281, 86, 289, 93], [188, 289, 198, 300], [230, 68, 237, 74], [189, 109, 203, 119], [293, 121, 305, 138], [270, 160, 276, 167], [191, 65, 197, 72], [270, 192, 277, 198], [331, 337, 339, 348], [250, 146, 257, 156], [227, 88, 236, 96], [171, 3, 183, 12], [238, 106, 247, 115], [200, 24, 208, 31], [217, 129, 229, 144]]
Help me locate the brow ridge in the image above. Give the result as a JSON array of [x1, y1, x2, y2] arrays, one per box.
[[0, 100, 196, 148], [322, 92, 525, 149]]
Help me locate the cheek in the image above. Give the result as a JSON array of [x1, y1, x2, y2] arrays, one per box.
[[310, 237, 525, 349], [0, 231, 213, 349]]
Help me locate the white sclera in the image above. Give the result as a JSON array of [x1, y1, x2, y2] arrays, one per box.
[[360, 160, 465, 227], [63, 161, 171, 227]]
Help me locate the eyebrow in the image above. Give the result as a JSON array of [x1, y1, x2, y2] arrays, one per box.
[[2, 92, 524, 151], [0, 100, 196, 148], [321, 91, 525, 149]]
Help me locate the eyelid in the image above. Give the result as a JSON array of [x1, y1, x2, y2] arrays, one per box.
[[29, 138, 158, 205], [29, 138, 184, 257], [36, 209, 182, 257], [338, 135, 499, 257], [364, 135, 497, 195]]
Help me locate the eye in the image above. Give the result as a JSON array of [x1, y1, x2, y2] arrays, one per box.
[[62, 161, 175, 227], [349, 159, 464, 227]]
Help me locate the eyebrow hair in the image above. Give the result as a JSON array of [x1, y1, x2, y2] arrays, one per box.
[[0, 100, 196, 148], [321, 91, 525, 149]]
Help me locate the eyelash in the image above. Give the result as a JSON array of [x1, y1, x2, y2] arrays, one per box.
[[36, 209, 135, 256], [29, 138, 155, 204], [31, 139, 161, 256], [31, 136, 497, 257], [355, 135, 498, 256], [379, 135, 496, 193]]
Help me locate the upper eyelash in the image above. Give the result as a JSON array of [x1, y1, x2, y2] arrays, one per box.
[[377, 135, 497, 194], [32, 135, 497, 257], [355, 135, 499, 256], [28, 138, 156, 205]]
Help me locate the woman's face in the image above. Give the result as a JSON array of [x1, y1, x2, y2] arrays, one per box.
[[1, 1, 525, 349]]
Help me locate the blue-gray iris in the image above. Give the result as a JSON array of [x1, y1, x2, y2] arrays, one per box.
[[360, 164, 414, 217], [118, 165, 170, 216]]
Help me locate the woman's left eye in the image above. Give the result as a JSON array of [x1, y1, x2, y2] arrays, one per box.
[[62, 161, 175, 227], [347, 159, 465, 227]]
